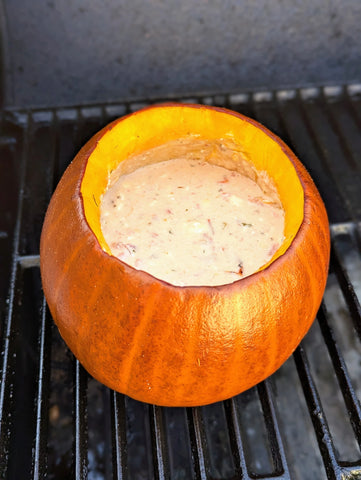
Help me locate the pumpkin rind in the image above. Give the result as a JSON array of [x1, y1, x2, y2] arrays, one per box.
[[40, 104, 330, 407]]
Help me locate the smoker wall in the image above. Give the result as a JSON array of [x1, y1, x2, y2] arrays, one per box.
[[1, 0, 361, 109]]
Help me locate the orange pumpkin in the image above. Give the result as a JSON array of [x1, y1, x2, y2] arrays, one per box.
[[40, 103, 330, 406]]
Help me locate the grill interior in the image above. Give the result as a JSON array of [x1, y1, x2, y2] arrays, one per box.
[[1, 85, 361, 479]]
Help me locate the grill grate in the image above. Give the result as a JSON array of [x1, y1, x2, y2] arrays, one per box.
[[1, 85, 361, 479]]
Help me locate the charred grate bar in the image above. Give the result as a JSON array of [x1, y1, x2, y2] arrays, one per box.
[[1, 85, 361, 479]]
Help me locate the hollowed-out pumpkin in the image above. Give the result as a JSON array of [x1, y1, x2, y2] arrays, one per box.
[[40, 103, 330, 407]]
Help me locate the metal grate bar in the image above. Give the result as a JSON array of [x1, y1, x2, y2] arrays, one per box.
[[111, 391, 128, 479], [18, 254, 40, 268], [187, 407, 209, 480], [31, 297, 51, 480], [74, 360, 88, 480], [149, 405, 169, 479]]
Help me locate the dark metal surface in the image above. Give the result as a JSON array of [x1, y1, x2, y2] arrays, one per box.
[[1, 1, 361, 109], [1, 86, 361, 479]]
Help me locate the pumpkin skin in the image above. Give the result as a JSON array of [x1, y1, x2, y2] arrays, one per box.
[[40, 103, 330, 407]]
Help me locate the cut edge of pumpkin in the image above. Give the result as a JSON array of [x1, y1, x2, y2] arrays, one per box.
[[80, 104, 304, 280]]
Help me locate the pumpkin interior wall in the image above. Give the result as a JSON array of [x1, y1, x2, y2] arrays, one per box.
[[81, 106, 304, 264], [1, 1, 361, 478]]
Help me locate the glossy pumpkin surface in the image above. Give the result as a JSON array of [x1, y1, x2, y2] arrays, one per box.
[[40, 104, 330, 406]]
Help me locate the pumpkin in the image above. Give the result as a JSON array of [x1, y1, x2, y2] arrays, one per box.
[[40, 103, 330, 407]]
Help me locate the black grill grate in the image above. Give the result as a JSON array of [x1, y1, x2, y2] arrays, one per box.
[[1, 85, 361, 479]]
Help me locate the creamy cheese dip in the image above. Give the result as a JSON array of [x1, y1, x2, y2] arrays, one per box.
[[100, 139, 285, 286]]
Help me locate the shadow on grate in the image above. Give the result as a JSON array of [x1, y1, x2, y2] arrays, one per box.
[[1, 85, 361, 479]]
